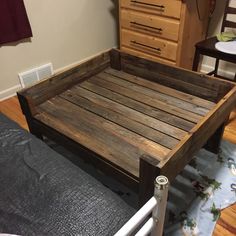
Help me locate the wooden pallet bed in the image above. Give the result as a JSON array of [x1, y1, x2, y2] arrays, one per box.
[[18, 49, 236, 205]]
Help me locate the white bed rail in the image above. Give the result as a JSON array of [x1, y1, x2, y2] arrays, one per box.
[[115, 176, 169, 236]]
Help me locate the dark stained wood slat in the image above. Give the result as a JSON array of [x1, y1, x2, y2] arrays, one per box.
[[37, 97, 170, 170], [104, 67, 216, 110], [86, 76, 203, 123], [80, 81, 195, 131], [74, 85, 187, 139], [97, 71, 209, 116], [60, 90, 179, 149]]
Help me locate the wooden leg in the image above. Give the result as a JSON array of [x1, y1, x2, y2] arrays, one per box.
[[192, 48, 201, 72], [139, 155, 160, 208], [17, 93, 43, 140], [28, 119, 43, 140], [204, 118, 228, 154], [214, 58, 220, 77]]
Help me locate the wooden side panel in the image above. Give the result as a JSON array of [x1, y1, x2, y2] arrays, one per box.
[[117, 49, 233, 102], [105, 67, 215, 110], [80, 79, 196, 131], [18, 51, 110, 108], [160, 87, 236, 182]]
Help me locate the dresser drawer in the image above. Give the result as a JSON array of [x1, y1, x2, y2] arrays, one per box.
[[121, 46, 176, 66], [120, 0, 182, 19], [121, 29, 177, 61], [121, 9, 180, 41]]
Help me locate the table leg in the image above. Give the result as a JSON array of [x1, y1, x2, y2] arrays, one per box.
[[204, 118, 228, 154], [17, 93, 43, 140]]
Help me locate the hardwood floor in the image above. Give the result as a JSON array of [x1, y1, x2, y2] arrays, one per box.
[[0, 96, 28, 130], [0, 96, 235, 235]]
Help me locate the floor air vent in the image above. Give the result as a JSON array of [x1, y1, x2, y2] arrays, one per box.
[[19, 63, 53, 88]]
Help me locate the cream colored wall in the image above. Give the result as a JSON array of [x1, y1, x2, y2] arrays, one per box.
[[0, 0, 118, 99], [202, 0, 236, 78]]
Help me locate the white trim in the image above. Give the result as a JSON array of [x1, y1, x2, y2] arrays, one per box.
[[200, 64, 235, 80], [0, 85, 22, 101]]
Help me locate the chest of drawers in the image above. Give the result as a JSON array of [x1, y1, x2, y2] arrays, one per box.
[[119, 0, 210, 69]]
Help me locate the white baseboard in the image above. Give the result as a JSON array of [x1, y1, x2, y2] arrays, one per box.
[[0, 85, 22, 101], [200, 64, 235, 80]]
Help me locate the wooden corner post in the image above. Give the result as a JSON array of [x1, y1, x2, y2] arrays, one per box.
[[109, 49, 121, 70], [17, 93, 43, 139], [139, 155, 161, 207]]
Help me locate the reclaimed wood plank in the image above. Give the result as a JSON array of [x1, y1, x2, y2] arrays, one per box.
[[87, 76, 203, 123], [97, 71, 209, 116], [74, 85, 187, 139], [104, 67, 216, 110], [37, 97, 170, 176], [80, 80, 195, 131], [61, 89, 179, 149], [122, 62, 219, 102]]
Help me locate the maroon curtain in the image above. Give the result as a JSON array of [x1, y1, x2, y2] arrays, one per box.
[[0, 0, 32, 44]]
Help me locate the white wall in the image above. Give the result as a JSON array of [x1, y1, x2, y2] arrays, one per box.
[[201, 0, 236, 78], [0, 0, 118, 100]]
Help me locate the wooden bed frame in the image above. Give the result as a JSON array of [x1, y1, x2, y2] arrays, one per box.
[[18, 49, 236, 206]]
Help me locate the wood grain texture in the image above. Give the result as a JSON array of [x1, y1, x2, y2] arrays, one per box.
[[76, 83, 188, 139], [1, 96, 236, 234], [87, 75, 203, 123], [99, 71, 210, 116], [79, 80, 195, 131], [104, 67, 216, 110]]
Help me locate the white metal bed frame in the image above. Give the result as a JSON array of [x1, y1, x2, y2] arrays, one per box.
[[115, 176, 169, 236]]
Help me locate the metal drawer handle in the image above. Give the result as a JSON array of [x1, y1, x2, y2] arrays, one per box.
[[130, 0, 165, 10], [130, 21, 163, 32], [130, 40, 161, 53]]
